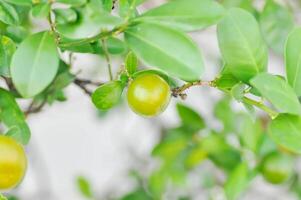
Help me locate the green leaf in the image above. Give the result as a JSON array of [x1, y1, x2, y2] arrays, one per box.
[[214, 97, 236, 133], [11, 31, 60, 98], [125, 51, 138, 75], [0, 194, 7, 200], [77, 176, 93, 198], [101, 37, 127, 54], [120, 188, 152, 200], [217, 8, 268, 83], [102, 0, 113, 12], [215, 72, 239, 91], [238, 114, 263, 152], [176, 103, 205, 131], [268, 114, 301, 154], [201, 133, 241, 171], [56, 0, 87, 7], [5, 25, 29, 43], [231, 83, 245, 102], [0, 1, 19, 25], [0, 88, 31, 145], [0, 35, 16, 76], [225, 163, 251, 200], [31, 3, 50, 19], [2, 0, 31, 6], [54, 8, 78, 25], [92, 81, 124, 110], [285, 27, 301, 97], [250, 73, 301, 115], [57, 3, 123, 39], [125, 22, 204, 81], [136, 0, 224, 32], [259, 0, 294, 54]]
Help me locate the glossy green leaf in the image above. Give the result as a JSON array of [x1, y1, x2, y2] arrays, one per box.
[[176, 103, 205, 131], [31, 3, 50, 19], [250, 73, 301, 115], [57, 3, 123, 39], [215, 72, 239, 91], [137, 0, 224, 32], [92, 81, 124, 110], [11, 31, 60, 98], [259, 0, 294, 54], [0, 35, 16, 76], [56, 0, 87, 7], [125, 51, 138, 75], [285, 27, 301, 97], [2, 0, 31, 6], [268, 114, 301, 154], [125, 23, 204, 81], [0, 1, 19, 25], [0, 88, 31, 145], [225, 163, 251, 200], [217, 8, 268, 82]]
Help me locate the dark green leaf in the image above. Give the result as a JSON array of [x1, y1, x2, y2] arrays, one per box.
[[217, 8, 268, 82], [250, 73, 301, 115], [125, 22, 204, 81], [11, 31, 60, 98]]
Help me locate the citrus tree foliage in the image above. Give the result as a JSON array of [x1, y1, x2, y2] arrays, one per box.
[[1, 0, 301, 199]]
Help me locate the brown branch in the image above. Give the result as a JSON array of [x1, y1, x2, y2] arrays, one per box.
[[171, 80, 214, 100], [73, 78, 104, 96], [25, 99, 47, 117]]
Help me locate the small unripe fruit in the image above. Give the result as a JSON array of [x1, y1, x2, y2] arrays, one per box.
[[127, 74, 171, 116], [0, 135, 27, 191], [261, 152, 293, 184]]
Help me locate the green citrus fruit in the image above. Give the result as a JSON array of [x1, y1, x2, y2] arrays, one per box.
[[127, 74, 171, 116]]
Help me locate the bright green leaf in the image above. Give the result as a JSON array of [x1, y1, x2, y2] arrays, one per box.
[[137, 0, 225, 32], [92, 81, 124, 110], [225, 163, 251, 200], [57, 3, 123, 39], [0, 1, 20, 25], [77, 176, 93, 198], [217, 8, 268, 82], [11, 31, 60, 98], [0, 35, 16, 76], [31, 3, 50, 19], [176, 103, 205, 131], [54, 8, 78, 25], [0, 88, 31, 145], [125, 22, 204, 81], [56, 0, 87, 7], [250, 73, 301, 115], [2, 0, 31, 6], [260, 0, 294, 54], [125, 51, 138, 75], [231, 83, 245, 102], [268, 114, 301, 154], [285, 27, 301, 97]]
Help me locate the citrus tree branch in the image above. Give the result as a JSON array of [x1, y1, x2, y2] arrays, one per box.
[[172, 80, 279, 119]]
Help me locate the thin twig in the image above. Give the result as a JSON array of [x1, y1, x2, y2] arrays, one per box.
[[101, 39, 113, 80], [25, 99, 48, 117], [73, 78, 103, 96], [172, 80, 213, 100]]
